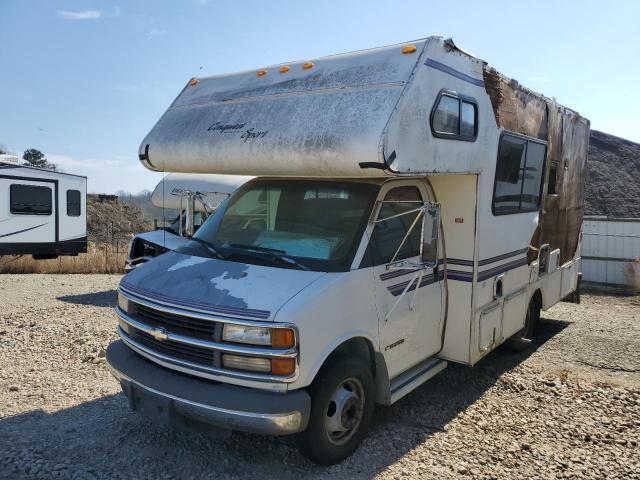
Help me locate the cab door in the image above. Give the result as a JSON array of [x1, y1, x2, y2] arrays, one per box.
[[365, 181, 444, 378]]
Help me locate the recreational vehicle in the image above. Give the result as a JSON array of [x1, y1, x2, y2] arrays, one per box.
[[106, 36, 589, 464], [0, 155, 87, 259], [125, 173, 251, 271]]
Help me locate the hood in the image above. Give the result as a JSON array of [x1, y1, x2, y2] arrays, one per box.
[[136, 229, 187, 252], [120, 251, 325, 321]]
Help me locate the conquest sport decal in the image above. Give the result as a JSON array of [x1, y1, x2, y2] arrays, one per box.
[[207, 121, 269, 143]]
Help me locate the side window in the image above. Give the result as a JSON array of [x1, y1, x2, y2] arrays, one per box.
[[547, 162, 558, 195], [67, 190, 81, 217], [493, 133, 547, 215], [10, 184, 52, 215], [369, 186, 423, 266], [431, 90, 477, 141]]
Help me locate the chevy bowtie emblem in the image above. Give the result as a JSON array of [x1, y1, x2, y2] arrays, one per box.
[[149, 327, 169, 342]]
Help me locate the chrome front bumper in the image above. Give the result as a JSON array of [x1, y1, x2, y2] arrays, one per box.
[[106, 340, 310, 435]]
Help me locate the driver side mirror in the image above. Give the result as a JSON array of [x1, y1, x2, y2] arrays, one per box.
[[420, 204, 441, 267]]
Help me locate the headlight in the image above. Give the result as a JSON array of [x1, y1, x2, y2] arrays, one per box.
[[222, 324, 295, 348], [222, 324, 271, 346]]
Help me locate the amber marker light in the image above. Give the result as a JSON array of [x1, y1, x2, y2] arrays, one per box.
[[256, 69, 268, 77], [402, 45, 417, 54], [302, 62, 314, 70], [271, 328, 295, 349], [189, 78, 199, 86], [279, 65, 290, 73], [271, 358, 296, 376]]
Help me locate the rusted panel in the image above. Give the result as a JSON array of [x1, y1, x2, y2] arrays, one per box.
[[484, 66, 590, 264], [483, 68, 548, 140]]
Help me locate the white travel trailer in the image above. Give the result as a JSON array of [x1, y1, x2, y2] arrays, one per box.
[[106, 37, 589, 464], [125, 173, 251, 271], [0, 155, 87, 258]]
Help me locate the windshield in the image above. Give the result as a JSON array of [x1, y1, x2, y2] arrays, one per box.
[[181, 180, 378, 272], [165, 211, 208, 236]]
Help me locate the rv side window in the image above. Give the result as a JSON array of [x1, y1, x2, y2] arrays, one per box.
[[10, 184, 52, 215], [430, 90, 477, 141], [67, 190, 81, 217], [368, 186, 423, 266], [492, 133, 547, 215]]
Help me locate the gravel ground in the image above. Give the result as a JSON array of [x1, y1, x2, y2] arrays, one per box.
[[0, 274, 638, 480]]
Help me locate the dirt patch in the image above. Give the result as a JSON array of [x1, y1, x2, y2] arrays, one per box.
[[0, 275, 638, 479]]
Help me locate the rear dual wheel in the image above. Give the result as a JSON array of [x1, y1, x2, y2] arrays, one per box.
[[507, 297, 540, 351], [298, 357, 374, 465]]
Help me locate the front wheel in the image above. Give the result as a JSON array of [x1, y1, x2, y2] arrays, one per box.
[[298, 357, 375, 465]]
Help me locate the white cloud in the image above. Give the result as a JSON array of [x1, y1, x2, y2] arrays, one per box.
[[146, 28, 167, 39], [58, 10, 103, 20]]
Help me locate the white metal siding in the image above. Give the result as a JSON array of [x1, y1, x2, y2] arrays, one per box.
[[582, 216, 640, 286]]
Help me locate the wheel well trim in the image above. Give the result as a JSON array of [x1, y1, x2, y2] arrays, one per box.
[[301, 332, 379, 389]]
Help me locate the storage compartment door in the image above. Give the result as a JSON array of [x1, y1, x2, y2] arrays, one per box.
[[502, 288, 527, 339], [560, 260, 579, 298], [478, 302, 502, 353]]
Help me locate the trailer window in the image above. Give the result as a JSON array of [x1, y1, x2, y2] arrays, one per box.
[[430, 90, 477, 141], [67, 190, 81, 217], [367, 186, 423, 266], [493, 133, 547, 215], [10, 184, 52, 215]]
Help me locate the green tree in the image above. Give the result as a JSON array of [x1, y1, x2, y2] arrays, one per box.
[[23, 148, 56, 170]]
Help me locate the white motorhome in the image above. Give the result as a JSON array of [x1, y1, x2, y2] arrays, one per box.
[[0, 155, 87, 258], [125, 173, 251, 271], [106, 37, 589, 464]]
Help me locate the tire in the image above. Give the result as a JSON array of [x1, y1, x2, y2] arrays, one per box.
[[506, 297, 540, 352], [298, 357, 375, 465]]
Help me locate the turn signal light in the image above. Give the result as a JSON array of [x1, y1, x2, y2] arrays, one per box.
[[256, 69, 268, 77], [302, 62, 314, 70], [402, 45, 417, 54], [271, 358, 296, 376], [271, 328, 295, 349]]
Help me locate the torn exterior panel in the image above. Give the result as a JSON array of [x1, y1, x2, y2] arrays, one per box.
[[482, 68, 548, 141], [482, 66, 589, 264]]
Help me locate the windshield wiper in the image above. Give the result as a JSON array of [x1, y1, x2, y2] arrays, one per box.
[[188, 237, 226, 260], [228, 243, 310, 271]]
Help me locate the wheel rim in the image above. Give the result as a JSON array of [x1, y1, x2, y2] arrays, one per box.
[[324, 377, 365, 446]]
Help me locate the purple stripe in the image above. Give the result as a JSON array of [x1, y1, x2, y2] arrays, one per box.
[[380, 268, 420, 281], [477, 257, 528, 281], [479, 247, 528, 266], [446, 258, 474, 267], [387, 270, 446, 296], [120, 281, 271, 320], [446, 269, 473, 282], [424, 59, 485, 87]]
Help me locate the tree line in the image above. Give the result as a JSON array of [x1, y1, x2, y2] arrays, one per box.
[[0, 146, 57, 170]]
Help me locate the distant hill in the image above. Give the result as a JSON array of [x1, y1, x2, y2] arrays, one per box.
[[87, 196, 152, 245], [117, 190, 179, 224], [586, 130, 640, 218]]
